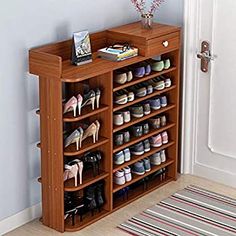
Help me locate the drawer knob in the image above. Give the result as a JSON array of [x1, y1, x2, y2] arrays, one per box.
[[163, 41, 169, 47]]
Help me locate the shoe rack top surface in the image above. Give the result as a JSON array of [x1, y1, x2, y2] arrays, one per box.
[[29, 22, 181, 82]]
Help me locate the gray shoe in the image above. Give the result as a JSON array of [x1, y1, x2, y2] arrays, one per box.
[[160, 149, 166, 163], [132, 161, 145, 175], [114, 133, 124, 146], [149, 97, 161, 110], [130, 105, 144, 118], [142, 123, 149, 134], [143, 139, 151, 152], [130, 125, 143, 137], [122, 130, 130, 143], [130, 85, 147, 98], [113, 151, 125, 165], [148, 117, 161, 129], [143, 158, 151, 172], [130, 142, 144, 155], [124, 148, 131, 162], [142, 102, 151, 115], [150, 152, 161, 165], [161, 96, 167, 107]]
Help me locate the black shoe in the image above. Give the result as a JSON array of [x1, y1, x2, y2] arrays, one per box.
[[83, 151, 102, 176], [84, 185, 97, 216], [95, 182, 105, 212]]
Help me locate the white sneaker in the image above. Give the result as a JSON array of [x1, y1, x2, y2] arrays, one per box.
[[160, 150, 166, 163], [114, 170, 125, 185], [123, 166, 132, 182]]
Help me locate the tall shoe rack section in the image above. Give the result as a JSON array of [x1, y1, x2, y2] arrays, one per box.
[[29, 22, 181, 232]]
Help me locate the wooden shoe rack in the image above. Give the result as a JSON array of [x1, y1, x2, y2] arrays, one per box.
[[29, 22, 181, 232]]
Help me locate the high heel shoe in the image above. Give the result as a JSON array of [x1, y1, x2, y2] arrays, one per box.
[[94, 120, 100, 142], [63, 96, 77, 117], [82, 90, 96, 110], [68, 159, 84, 185], [82, 120, 100, 144], [64, 163, 79, 186], [64, 129, 82, 150], [77, 94, 83, 116], [95, 88, 101, 109]]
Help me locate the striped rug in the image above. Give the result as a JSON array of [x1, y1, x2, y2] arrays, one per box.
[[118, 185, 236, 236]]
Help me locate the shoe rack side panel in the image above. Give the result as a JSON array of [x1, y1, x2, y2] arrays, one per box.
[[39, 77, 64, 232]]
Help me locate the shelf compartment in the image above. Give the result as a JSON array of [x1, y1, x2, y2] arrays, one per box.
[[65, 209, 110, 232], [64, 171, 109, 192], [113, 141, 175, 173], [113, 176, 173, 211], [113, 123, 175, 153], [113, 86, 176, 112], [113, 159, 174, 193], [63, 105, 109, 122], [113, 104, 176, 133], [113, 67, 176, 92], [64, 136, 109, 156]]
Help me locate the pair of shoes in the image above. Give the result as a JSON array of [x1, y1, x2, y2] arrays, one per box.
[[64, 120, 100, 150], [64, 127, 84, 150], [151, 58, 171, 72], [148, 96, 168, 110], [130, 139, 150, 156], [63, 159, 83, 186], [113, 111, 131, 126], [114, 148, 131, 165], [133, 62, 151, 77], [132, 158, 151, 175], [114, 70, 133, 84], [149, 131, 168, 148], [81, 89, 101, 110], [84, 181, 105, 215], [114, 167, 132, 185], [83, 151, 102, 177], [130, 122, 149, 137], [114, 90, 134, 105], [148, 115, 167, 129], [150, 149, 166, 165], [148, 76, 172, 91], [114, 131, 130, 146], [63, 94, 83, 117], [64, 192, 85, 225], [114, 187, 129, 201]]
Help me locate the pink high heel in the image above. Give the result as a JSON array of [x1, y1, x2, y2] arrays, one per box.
[[64, 164, 79, 186], [77, 94, 83, 116], [63, 96, 77, 117], [95, 120, 100, 141]]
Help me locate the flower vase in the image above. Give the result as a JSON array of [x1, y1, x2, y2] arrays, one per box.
[[141, 13, 153, 29]]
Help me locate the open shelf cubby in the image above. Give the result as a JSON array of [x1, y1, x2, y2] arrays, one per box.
[[29, 22, 181, 232]]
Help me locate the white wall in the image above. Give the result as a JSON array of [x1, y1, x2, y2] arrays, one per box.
[[0, 0, 183, 225]]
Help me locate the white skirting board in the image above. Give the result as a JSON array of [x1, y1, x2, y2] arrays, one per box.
[[0, 203, 42, 235]]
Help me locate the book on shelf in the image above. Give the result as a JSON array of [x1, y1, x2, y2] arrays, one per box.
[[98, 45, 138, 62], [71, 30, 92, 66]]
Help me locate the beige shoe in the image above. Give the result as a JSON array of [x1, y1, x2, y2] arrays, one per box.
[[114, 72, 127, 84]]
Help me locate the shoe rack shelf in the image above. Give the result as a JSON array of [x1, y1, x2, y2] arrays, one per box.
[[29, 22, 181, 232]]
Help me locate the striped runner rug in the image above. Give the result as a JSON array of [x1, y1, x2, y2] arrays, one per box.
[[118, 185, 236, 236]]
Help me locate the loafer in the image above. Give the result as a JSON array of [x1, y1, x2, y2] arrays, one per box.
[[148, 97, 161, 110], [130, 105, 144, 118], [150, 152, 161, 165], [162, 131, 168, 144], [124, 148, 131, 162], [114, 93, 128, 105], [132, 161, 145, 175], [123, 166, 132, 182], [122, 110, 131, 123], [114, 151, 125, 165], [164, 59, 171, 70], [114, 72, 127, 84], [161, 96, 167, 107], [114, 170, 126, 185], [148, 117, 161, 129], [150, 134, 162, 147], [143, 139, 151, 152], [143, 158, 151, 172], [130, 125, 143, 137], [113, 112, 124, 126], [130, 142, 144, 155], [133, 66, 145, 78], [160, 149, 166, 162], [151, 60, 164, 72]]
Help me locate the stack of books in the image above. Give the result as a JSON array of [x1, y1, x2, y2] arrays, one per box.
[[98, 45, 138, 62]]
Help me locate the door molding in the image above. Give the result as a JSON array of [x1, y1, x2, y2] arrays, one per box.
[[181, 0, 200, 174]]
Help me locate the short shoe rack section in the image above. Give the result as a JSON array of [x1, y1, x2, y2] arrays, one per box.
[[29, 22, 181, 232]]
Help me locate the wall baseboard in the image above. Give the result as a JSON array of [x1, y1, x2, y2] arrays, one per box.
[[0, 203, 42, 235]]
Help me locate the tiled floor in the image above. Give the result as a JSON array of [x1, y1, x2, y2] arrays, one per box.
[[5, 174, 236, 236]]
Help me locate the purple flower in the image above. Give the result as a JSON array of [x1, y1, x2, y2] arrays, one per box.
[[149, 0, 165, 14]]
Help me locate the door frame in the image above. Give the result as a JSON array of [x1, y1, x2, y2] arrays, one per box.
[[181, 0, 200, 174]]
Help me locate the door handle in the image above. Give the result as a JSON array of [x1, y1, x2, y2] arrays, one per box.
[[197, 41, 216, 73]]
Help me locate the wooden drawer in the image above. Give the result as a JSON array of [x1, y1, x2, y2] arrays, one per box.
[[146, 32, 180, 57]]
